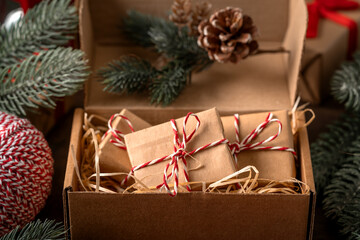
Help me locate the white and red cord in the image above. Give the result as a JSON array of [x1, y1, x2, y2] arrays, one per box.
[[122, 112, 228, 197], [119, 112, 296, 197], [0, 112, 53, 235], [102, 113, 134, 150], [229, 112, 297, 163]]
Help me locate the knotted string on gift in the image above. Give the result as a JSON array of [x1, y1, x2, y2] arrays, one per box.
[[307, 0, 359, 58], [229, 112, 297, 164], [290, 96, 315, 135], [122, 112, 229, 197], [102, 113, 134, 150]]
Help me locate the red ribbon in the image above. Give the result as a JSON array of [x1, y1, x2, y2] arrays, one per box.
[[307, 0, 359, 58], [12, 0, 42, 13]]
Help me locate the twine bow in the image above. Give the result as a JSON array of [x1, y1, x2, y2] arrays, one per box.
[[122, 112, 229, 197], [307, 0, 359, 58], [102, 114, 134, 150], [229, 113, 297, 163]]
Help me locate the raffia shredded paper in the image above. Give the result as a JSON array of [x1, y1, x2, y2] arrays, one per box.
[[71, 110, 310, 195]]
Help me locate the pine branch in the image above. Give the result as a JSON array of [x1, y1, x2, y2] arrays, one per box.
[[0, 219, 65, 240], [107, 10, 213, 106], [123, 10, 167, 48], [0, 0, 78, 68], [331, 52, 360, 112], [150, 61, 188, 105], [323, 142, 360, 239], [98, 56, 158, 94], [0, 48, 89, 116], [352, 232, 360, 240], [148, 21, 212, 70], [311, 112, 360, 197], [124, 11, 212, 71]]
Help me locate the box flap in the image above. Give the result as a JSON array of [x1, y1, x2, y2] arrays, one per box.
[[282, 0, 308, 106], [63, 108, 84, 191], [80, 0, 307, 119]]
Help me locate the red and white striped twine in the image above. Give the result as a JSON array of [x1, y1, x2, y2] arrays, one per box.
[[0, 112, 53, 235], [229, 112, 297, 163], [102, 114, 134, 150], [122, 112, 228, 197]]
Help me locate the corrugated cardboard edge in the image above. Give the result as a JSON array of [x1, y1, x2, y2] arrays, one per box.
[[282, 0, 308, 105], [297, 114, 316, 240], [79, 0, 94, 116], [63, 108, 84, 239]]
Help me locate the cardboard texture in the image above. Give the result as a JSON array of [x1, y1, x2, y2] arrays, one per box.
[[125, 108, 236, 188], [300, 7, 360, 103], [98, 109, 151, 183], [221, 110, 295, 181], [67, 192, 310, 240], [62, 0, 316, 239]]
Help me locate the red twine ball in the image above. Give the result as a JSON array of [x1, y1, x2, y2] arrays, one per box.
[[0, 112, 53, 235]]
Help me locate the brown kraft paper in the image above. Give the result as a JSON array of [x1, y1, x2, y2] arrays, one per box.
[[98, 109, 152, 183], [221, 110, 296, 181], [300, 6, 360, 104], [124, 108, 236, 189]]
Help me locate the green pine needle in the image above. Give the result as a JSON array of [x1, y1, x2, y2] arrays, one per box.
[[331, 52, 360, 112], [98, 56, 157, 94], [150, 61, 187, 106], [312, 52, 360, 239], [124, 11, 212, 71], [148, 23, 211, 70], [148, 21, 191, 57], [352, 232, 360, 240], [123, 10, 166, 48], [0, 47, 89, 116], [323, 143, 360, 239], [0, 0, 78, 68], [0, 219, 65, 240], [311, 113, 360, 196]]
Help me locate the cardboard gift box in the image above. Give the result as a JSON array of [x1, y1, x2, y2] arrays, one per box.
[[63, 0, 316, 239], [125, 108, 236, 189], [299, 1, 360, 104], [221, 110, 296, 181], [98, 109, 152, 183]]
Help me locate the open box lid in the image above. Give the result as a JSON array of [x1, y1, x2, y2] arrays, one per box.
[[79, 0, 307, 120]]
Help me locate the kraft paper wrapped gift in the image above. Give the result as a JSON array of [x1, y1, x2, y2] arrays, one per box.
[[98, 109, 151, 183], [124, 108, 236, 188], [299, 1, 360, 104], [221, 110, 296, 181]]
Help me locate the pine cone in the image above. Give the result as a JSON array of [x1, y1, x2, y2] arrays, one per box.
[[197, 7, 259, 63], [190, 2, 212, 36], [169, 0, 192, 28]]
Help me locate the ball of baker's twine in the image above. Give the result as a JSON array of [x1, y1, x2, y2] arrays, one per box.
[[0, 112, 54, 235]]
